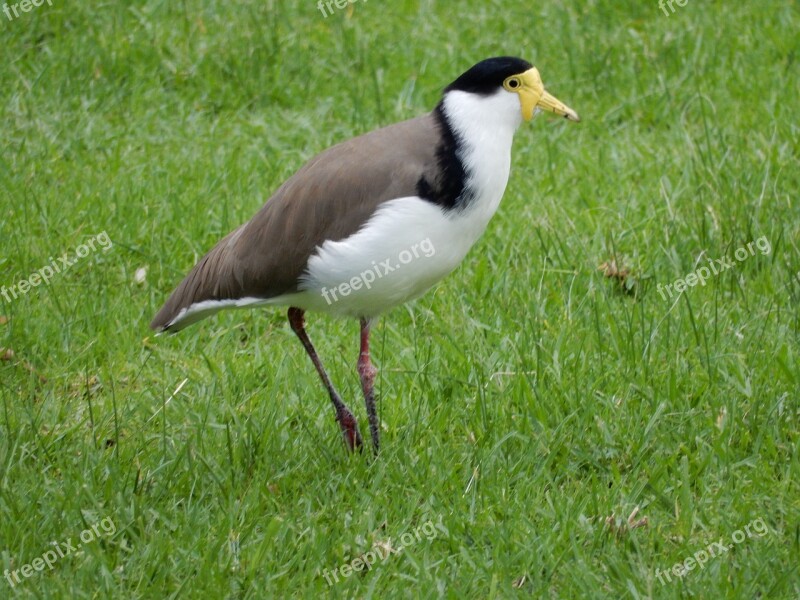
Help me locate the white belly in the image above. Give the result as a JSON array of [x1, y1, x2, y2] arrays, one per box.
[[281, 191, 505, 318]]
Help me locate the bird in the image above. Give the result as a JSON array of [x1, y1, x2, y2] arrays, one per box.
[[150, 56, 579, 454]]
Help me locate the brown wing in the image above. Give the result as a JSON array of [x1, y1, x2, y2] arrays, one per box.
[[150, 113, 441, 331]]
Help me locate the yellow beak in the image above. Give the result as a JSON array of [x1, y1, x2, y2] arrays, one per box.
[[518, 67, 580, 123]]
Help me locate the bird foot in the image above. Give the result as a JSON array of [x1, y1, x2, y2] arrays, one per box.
[[336, 409, 363, 452]]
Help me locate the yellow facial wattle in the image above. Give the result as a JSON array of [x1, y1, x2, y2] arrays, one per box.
[[504, 67, 580, 123]]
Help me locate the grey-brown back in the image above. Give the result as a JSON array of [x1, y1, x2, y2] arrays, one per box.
[[150, 113, 443, 331]]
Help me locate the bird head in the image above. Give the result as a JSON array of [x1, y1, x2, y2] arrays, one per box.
[[444, 57, 580, 125]]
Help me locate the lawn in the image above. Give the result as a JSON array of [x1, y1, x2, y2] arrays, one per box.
[[1, 0, 798, 597]]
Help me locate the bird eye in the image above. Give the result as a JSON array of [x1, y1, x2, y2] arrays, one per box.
[[504, 77, 521, 91]]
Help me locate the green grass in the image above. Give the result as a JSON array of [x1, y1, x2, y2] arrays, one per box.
[[1, 0, 799, 597]]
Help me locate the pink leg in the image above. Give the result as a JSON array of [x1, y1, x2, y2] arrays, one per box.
[[358, 318, 380, 453], [288, 307, 362, 451]]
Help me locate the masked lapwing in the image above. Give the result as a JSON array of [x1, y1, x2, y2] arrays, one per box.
[[150, 56, 579, 453]]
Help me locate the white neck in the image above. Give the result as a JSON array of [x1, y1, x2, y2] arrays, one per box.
[[440, 89, 522, 227]]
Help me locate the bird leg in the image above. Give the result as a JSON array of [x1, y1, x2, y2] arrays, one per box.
[[358, 318, 380, 453], [287, 307, 363, 451]]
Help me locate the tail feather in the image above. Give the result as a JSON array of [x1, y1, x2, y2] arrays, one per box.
[[150, 229, 246, 332]]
